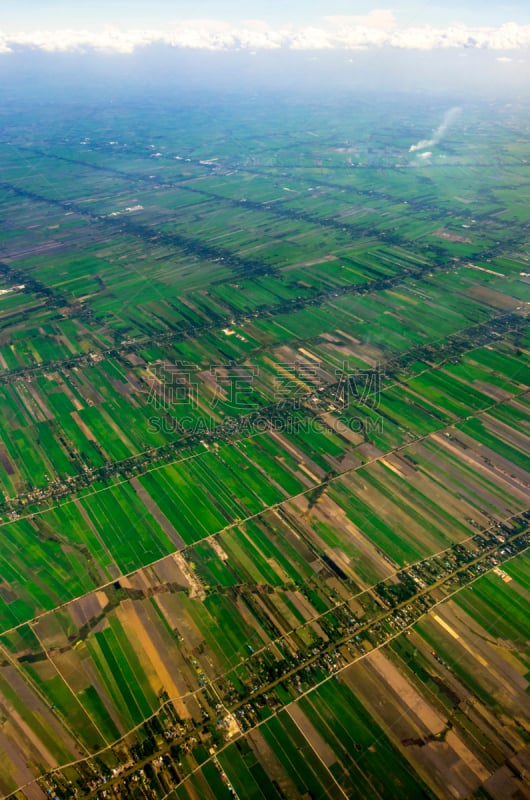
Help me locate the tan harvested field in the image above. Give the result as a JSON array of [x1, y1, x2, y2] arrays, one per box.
[[342, 649, 490, 799], [116, 600, 191, 719]]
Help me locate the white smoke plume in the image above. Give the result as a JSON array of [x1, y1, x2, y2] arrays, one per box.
[[409, 106, 461, 153]]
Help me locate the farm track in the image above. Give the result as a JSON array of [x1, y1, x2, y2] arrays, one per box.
[[0, 144, 527, 385], [0, 247, 494, 385], [0, 307, 526, 516], [20, 143, 529, 226], [0, 134, 528, 799], [2, 378, 528, 641], [8, 514, 527, 800]]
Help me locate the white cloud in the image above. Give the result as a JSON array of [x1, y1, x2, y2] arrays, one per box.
[[323, 10, 397, 31], [1, 20, 530, 54]]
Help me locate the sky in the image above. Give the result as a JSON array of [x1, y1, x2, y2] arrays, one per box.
[[0, 3, 528, 96], [2, 1, 530, 31], [1, 1, 530, 51]]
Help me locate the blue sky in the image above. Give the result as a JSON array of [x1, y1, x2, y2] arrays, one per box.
[[0, 2, 529, 60], [0, 3, 528, 96], [3, 1, 530, 31]]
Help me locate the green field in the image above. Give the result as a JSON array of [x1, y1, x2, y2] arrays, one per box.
[[0, 86, 528, 800]]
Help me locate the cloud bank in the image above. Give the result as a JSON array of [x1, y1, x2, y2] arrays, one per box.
[[1, 20, 530, 54]]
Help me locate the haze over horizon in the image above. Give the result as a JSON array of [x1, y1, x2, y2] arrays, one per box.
[[0, 2, 528, 96]]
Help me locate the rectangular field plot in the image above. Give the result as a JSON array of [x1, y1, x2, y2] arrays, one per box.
[[0, 89, 529, 800]]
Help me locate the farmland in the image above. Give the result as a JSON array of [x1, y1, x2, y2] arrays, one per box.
[[0, 87, 528, 800]]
